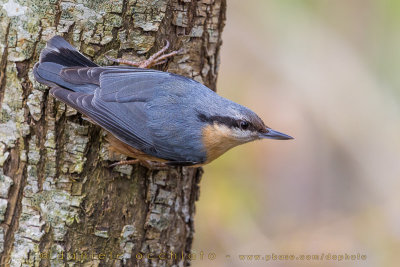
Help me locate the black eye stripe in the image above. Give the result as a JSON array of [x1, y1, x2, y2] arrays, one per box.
[[197, 113, 238, 128], [197, 112, 257, 131]]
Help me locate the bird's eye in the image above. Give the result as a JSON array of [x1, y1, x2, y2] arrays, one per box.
[[240, 121, 249, 130]]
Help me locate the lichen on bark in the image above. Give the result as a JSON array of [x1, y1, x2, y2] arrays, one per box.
[[0, 0, 226, 266]]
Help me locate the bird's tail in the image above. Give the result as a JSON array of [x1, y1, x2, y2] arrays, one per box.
[[33, 36, 99, 92]]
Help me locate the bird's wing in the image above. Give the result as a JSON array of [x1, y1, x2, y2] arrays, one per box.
[[51, 86, 156, 154], [52, 67, 203, 164]]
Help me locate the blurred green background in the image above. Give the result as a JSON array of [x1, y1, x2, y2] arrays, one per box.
[[192, 0, 400, 266]]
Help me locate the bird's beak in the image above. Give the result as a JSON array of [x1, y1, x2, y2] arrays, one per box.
[[260, 128, 294, 140]]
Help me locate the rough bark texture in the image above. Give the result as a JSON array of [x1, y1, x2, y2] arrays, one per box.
[[0, 0, 225, 266]]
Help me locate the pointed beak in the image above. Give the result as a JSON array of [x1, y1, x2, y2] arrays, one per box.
[[260, 128, 294, 140]]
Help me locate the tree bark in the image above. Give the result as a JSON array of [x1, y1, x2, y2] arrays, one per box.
[[0, 0, 225, 266]]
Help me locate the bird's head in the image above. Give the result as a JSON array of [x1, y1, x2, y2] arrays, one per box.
[[198, 104, 293, 162]]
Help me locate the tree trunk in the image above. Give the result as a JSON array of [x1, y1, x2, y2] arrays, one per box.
[[0, 0, 225, 266]]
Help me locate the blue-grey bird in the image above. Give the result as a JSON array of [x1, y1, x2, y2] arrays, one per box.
[[33, 36, 292, 167]]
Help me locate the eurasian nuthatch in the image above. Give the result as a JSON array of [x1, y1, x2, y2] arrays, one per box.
[[33, 36, 293, 167]]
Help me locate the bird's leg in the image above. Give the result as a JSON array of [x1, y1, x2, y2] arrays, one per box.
[[109, 159, 169, 170], [104, 56, 141, 67], [109, 159, 139, 168], [105, 40, 182, 69], [139, 160, 169, 170]]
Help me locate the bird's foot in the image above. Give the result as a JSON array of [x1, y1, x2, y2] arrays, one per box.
[[105, 40, 182, 69]]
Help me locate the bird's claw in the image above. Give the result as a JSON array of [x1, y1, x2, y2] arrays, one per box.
[[106, 40, 182, 69]]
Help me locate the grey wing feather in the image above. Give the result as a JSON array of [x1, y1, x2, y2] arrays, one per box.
[[92, 90, 154, 148], [60, 66, 139, 86], [98, 69, 172, 102], [60, 67, 104, 85], [50, 86, 157, 155], [34, 63, 98, 92]]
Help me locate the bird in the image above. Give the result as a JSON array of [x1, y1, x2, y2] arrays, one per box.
[[33, 36, 293, 168]]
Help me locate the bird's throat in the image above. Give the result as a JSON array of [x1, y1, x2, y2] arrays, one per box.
[[201, 123, 243, 163]]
